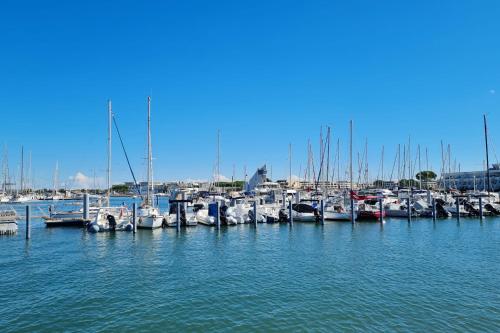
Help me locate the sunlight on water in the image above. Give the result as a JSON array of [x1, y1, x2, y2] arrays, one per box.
[[1, 198, 500, 332]]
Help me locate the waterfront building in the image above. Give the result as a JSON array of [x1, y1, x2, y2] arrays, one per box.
[[441, 164, 500, 191]]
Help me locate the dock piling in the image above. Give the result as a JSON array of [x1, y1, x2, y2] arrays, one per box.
[[456, 198, 460, 223], [350, 198, 355, 224], [432, 198, 436, 222], [132, 202, 137, 233], [216, 201, 220, 229], [320, 200, 324, 224], [176, 202, 181, 232], [407, 198, 411, 223], [253, 201, 257, 226], [379, 197, 383, 223], [83, 193, 89, 220], [479, 197, 483, 221], [25, 205, 31, 240]]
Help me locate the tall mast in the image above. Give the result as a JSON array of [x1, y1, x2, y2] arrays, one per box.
[[107, 99, 112, 205], [319, 126, 323, 182], [440, 140, 445, 191], [28, 151, 31, 193], [337, 138, 340, 188], [484, 114, 491, 194], [20, 146, 24, 193], [349, 120, 354, 223], [418, 144, 422, 190], [289, 143, 292, 187], [217, 130, 220, 187], [381, 145, 384, 187], [397, 144, 401, 182], [408, 136, 411, 186], [326, 127, 331, 186], [147, 96, 153, 206], [349, 121, 353, 191]]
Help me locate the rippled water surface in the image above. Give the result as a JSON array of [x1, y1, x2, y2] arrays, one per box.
[[1, 199, 500, 332]]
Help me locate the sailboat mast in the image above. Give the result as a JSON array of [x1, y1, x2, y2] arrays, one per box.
[[289, 143, 292, 187], [381, 145, 384, 187], [107, 99, 112, 205], [326, 127, 330, 187], [217, 130, 220, 188], [418, 144, 422, 190], [28, 151, 31, 193], [337, 138, 340, 188], [20, 146, 24, 193], [484, 114, 491, 194], [349, 120, 354, 223], [349, 121, 353, 191], [147, 96, 152, 205]]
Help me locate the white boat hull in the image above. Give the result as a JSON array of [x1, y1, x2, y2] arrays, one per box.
[[137, 215, 163, 229]]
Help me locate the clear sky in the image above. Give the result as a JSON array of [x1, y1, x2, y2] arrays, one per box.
[[1, 0, 499, 188]]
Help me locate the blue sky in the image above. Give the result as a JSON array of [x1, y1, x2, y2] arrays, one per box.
[[1, 0, 499, 188]]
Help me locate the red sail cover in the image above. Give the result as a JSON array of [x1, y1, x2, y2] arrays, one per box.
[[350, 191, 379, 201]]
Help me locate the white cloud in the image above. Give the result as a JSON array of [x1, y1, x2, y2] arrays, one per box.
[[68, 172, 102, 189], [213, 174, 231, 182]]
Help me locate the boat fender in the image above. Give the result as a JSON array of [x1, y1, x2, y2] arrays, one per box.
[[87, 223, 100, 233], [124, 224, 133, 232]]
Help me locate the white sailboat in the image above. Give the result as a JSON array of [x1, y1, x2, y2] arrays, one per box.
[[88, 100, 132, 232], [137, 96, 164, 229]]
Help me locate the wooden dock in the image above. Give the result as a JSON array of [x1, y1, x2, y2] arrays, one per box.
[[44, 218, 91, 228]]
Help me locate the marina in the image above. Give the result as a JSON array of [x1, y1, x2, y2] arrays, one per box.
[[2, 0, 500, 331], [1, 196, 500, 331]]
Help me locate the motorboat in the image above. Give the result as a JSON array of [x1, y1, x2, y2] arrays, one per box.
[[87, 206, 132, 232]]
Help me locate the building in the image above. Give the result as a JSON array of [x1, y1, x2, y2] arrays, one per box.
[[125, 181, 165, 194], [441, 164, 500, 191], [246, 165, 268, 192]]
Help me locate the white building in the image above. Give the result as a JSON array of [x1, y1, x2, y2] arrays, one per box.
[[441, 164, 500, 191]]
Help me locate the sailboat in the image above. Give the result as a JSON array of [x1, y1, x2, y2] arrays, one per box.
[[136, 96, 164, 229], [87, 100, 132, 232]]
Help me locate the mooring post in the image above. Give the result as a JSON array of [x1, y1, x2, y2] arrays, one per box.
[[216, 201, 220, 229], [350, 198, 355, 224], [83, 193, 89, 220], [176, 202, 181, 232], [432, 198, 436, 222], [456, 198, 460, 223], [132, 202, 137, 233], [320, 199, 325, 224], [379, 197, 383, 223], [407, 197, 411, 223], [25, 205, 31, 240], [288, 201, 293, 225], [253, 201, 257, 226], [479, 196, 483, 221], [282, 192, 286, 208]]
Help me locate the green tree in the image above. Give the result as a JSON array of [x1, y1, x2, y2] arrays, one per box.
[[415, 170, 437, 181], [399, 179, 419, 187], [112, 184, 129, 193]]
